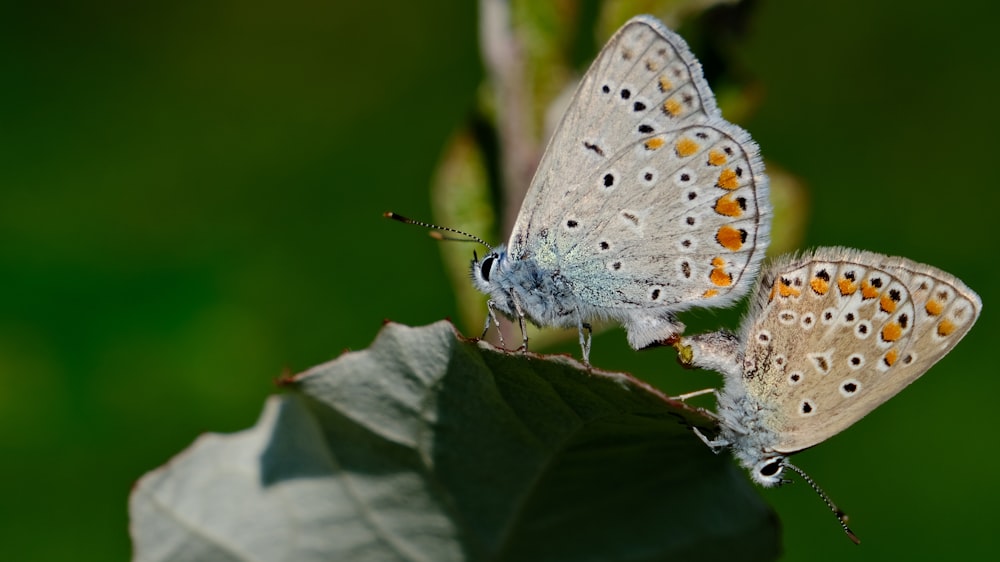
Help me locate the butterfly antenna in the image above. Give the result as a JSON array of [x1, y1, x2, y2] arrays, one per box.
[[428, 231, 482, 243], [784, 462, 861, 544], [384, 212, 494, 251]]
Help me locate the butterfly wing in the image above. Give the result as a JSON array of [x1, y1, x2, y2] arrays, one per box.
[[740, 248, 981, 453], [507, 16, 769, 341]]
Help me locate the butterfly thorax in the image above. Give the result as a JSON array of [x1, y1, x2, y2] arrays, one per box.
[[715, 379, 787, 486], [471, 245, 590, 329]]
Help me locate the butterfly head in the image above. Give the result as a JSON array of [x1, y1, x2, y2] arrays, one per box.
[[750, 455, 788, 487], [471, 246, 508, 294]]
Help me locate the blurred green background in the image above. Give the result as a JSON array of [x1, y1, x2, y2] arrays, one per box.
[[2, 0, 997, 559]]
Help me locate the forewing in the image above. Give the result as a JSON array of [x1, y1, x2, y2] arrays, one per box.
[[507, 16, 769, 312]]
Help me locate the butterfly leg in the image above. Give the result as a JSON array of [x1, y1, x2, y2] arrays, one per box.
[[510, 290, 529, 352], [483, 300, 506, 349], [672, 388, 717, 401], [670, 387, 726, 451], [578, 320, 593, 364], [692, 427, 728, 453]]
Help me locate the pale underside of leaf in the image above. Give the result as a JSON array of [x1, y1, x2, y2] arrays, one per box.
[[130, 321, 779, 562]]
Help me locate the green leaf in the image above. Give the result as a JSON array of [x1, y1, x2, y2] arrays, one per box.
[[130, 321, 779, 561]]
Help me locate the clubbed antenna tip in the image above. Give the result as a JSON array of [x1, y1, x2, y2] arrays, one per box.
[[785, 462, 861, 545]]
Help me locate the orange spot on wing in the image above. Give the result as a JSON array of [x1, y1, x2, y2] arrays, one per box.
[[663, 98, 682, 116], [702, 289, 719, 298], [714, 194, 743, 217], [838, 278, 857, 296], [658, 76, 673, 92], [861, 281, 879, 299], [925, 299, 944, 316], [716, 168, 739, 190], [711, 257, 726, 267], [937, 319, 956, 336], [644, 137, 665, 150], [880, 295, 896, 314], [710, 267, 733, 287], [810, 277, 829, 295], [675, 137, 699, 157], [716, 226, 744, 251], [881, 322, 902, 342], [884, 348, 899, 366], [778, 279, 801, 298], [708, 150, 727, 166]]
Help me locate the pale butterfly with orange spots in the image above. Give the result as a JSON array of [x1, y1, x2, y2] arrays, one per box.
[[677, 247, 981, 542], [391, 15, 770, 362]]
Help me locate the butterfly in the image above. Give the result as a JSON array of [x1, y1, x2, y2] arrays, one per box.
[[676, 247, 982, 541], [391, 15, 769, 362]]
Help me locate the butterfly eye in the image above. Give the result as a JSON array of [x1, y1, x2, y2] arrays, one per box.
[[480, 255, 496, 282], [759, 459, 782, 477], [752, 457, 787, 487]]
